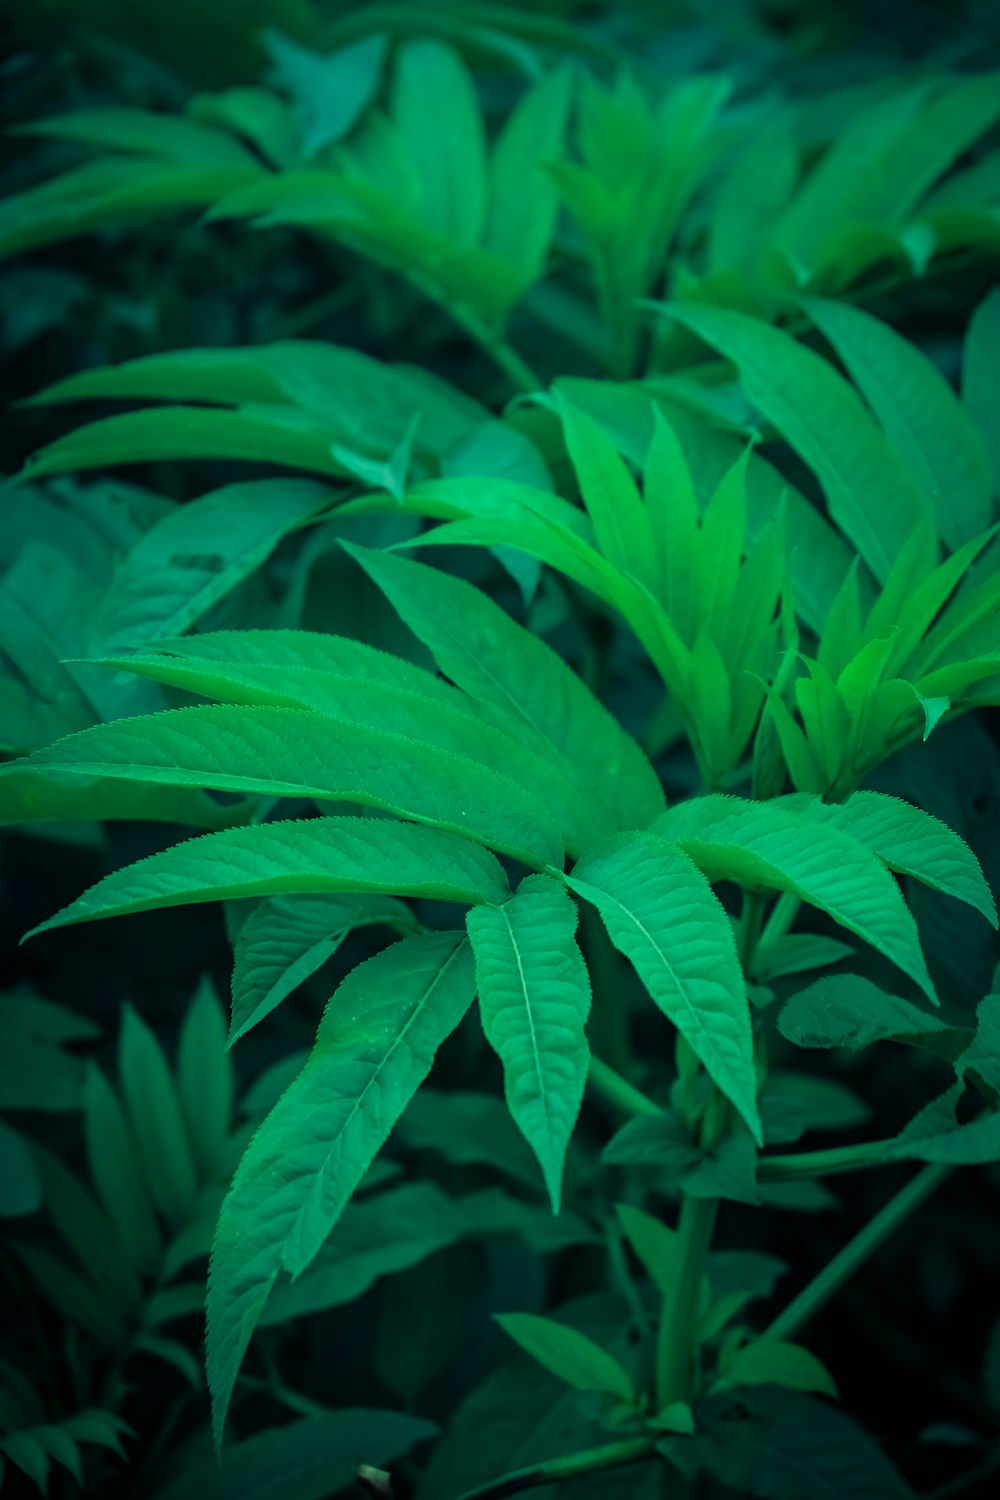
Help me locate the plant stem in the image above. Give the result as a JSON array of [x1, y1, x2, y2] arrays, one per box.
[[761, 1162, 952, 1343], [758, 1138, 898, 1180], [453, 1437, 658, 1500], [447, 300, 541, 394], [588, 1056, 662, 1118], [757, 891, 801, 955], [655, 1192, 718, 1406]]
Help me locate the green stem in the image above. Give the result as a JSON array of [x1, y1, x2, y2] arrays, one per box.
[[447, 300, 541, 394], [737, 889, 766, 974], [655, 1192, 718, 1406], [758, 1138, 897, 1181], [757, 892, 801, 955], [761, 1162, 952, 1343], [453, 1437, 657, 1500], [588, 1056, 662, 1118]]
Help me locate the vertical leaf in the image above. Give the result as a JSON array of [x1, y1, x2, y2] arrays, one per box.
[[467, 875, 592, 1212], [177, 980, 235, 1179], [488, 65, 572, 284], [118, 1005, 199, 1228], [392, 40, 486, 246]]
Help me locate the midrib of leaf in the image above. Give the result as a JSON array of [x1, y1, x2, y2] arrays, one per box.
[[499, 903, 552, 1141], [582, 883, 722, 1073], [299, 938, 468, 1242]]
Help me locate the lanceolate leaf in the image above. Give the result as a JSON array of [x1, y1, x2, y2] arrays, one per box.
[[230, 891, 417, 1045], [207, 931, 476, 1446], [24, 816, 510, 941], [5, 705, 563, 868], [467, 875, 592, 1212], [487, 66, 572, 283], [657, 304, 933, 583], [778, 976, 968, 1061], [347, 543, 665, 835], [651, 797, 937, 1004], [392, 41, 486, 247], [566, 830, 761, 1143], [776, 791, 997, 927], [118, 1005, 199, 1228], [804, 298, 993, 550], [494, 1313, 634, 1401]]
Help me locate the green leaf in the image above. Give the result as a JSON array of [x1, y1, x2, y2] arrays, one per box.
[[347, 543, 665, 836], [776, 791, 996, 928], [642, 406, 700, 637], [804, 298, 993, 550], [652, 796, 937, 1004], [8, 704, 563, 869], [556, 395, 657, 588], [494, 1313, 635, 1402], [963, 287, 1000, 497], [264, 31, 387, 159], [31, 1144, 144, 1314], [82, 1063, 162, 1276], [16, 109, 257, 164], [0, 762, 249, 832], [487, 66, 572, 284], [26, 816, 509, 941], [118, 1004, 199, 1228], [152, 1410, 436, 1500], [721, 1339, 839, 1398], [779, 975, 968, 1061], [754, 934, 855, 983], [392, 41, 486, 247], [259, 1182, 464, 1325], [395, 1088, 547, 1193], [467, 874, 592, 1211], [177, 980, 234, 1177], [658, 304, 933, 583], [230, 891, 416, 1045], [207, 931, 476, 1445], [615, 1202, 679, 1296], [955, 993, 1000, 1102], [673, 1386, 913, 1498], [889, 1083, 1000, 1165], [0, 1122, 41, 1218], [93, 480, 332, 650], [18, 406, 346, 484], [0, 990, 98, 1111], [567, 830, 761, 1144]]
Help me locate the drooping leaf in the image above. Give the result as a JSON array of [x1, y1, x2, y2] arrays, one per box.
[[8, 704, 563, 868], [652, 796, 937, 1003], [25, 816, 509, 940], [467, 874, 592, 1211], [567, 830, 762, 1143], [207, 932, 476, 1445]]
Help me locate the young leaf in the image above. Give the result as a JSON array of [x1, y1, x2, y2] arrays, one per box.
[[652, 796, 937, 1004], [346, 543, 665, 835], [207, 931, 476, 1446], [391, 40, 486, 247], [230, 891, 416, 1046], [487, 66, 572, 283], [25, 816, 509, 940], [118, 1005, 199, 1228], [177, 980, 234, 1177], [467, 874, 592, 1212], [804, 297, 993, 550], [7, 704, 563, 869], [556, 395, 657, 588], [566, 830, 762, 1144], [721, 1338, 839, 1398], [494, 1313, 635, 1402], [658, 304, 934, 583]]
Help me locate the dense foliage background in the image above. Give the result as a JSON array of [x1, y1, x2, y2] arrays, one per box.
[[2, 2, 1000, 1497]]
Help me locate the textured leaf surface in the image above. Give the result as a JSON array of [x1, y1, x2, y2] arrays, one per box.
[[779, 976, 967, 1060], [467, 875, 592, 1210], [26, 817, 508, 940], [348, 543, 664, 836], [567, 831, 761, 1143], [8, 705, 562, 868], [207, 932, 476, 1445], [652, 797, 936, 1003], [230, 891, 417, 1045]]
